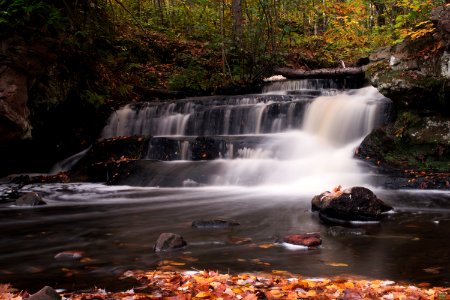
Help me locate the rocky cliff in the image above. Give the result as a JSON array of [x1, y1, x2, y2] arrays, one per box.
[[360, 4, 450, 186]]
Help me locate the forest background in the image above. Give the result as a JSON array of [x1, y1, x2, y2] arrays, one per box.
[[0, 0, 447, 171]]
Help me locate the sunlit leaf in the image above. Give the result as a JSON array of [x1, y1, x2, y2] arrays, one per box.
[[326, 262, 349, 267]]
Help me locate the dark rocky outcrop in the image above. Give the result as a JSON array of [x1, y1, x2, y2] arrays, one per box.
[[312, 186, 392, 223], [361, 5, 450, 187], [192, 218, 240, 229], [154, 233, 187, 252], [28, 286, 61, 300], [282, 233, 322, 247], [0, 66, 31, 142], [69, 136, 150, 183], [357, 113, 450, 178], [0, 34, 107, 177]]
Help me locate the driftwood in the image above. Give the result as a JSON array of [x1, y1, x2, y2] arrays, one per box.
[[273, 66, 364, 79]]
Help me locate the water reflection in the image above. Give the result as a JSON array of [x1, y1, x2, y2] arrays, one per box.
[[0, 183, 449, 291]]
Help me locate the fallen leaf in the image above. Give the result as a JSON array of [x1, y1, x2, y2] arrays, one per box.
[[259, 243, 274, 249], [423, 267, 443, 274], [195, 291, 210, 298], [326, 262, 349, 267]]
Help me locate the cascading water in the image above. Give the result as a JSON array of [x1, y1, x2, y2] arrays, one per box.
[[100, 79, 391, 192]]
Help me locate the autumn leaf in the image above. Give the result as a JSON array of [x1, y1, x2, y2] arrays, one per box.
[[258, 243, 274, 249], [326, 262, 349, 267]]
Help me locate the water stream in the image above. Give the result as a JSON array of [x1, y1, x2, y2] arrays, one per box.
[[1, 79, 449, 292]]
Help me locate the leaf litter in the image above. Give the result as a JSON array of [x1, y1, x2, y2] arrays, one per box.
[[4, 269, 446, 300]]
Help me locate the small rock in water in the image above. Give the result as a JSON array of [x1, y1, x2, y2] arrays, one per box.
[[15, 192, 46, 206], [154, 233, 187, 252], [282, 233, 322, 247], [28, 286, 61, 300], [327, 226, 366, 237], [192, 218, 240, 229], [54, 250, 83, 261]]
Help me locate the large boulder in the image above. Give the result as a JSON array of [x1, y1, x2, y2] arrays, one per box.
[[312, 186, 392, 223]]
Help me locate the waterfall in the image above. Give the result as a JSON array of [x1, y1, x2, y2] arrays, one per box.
[[98, 80, 390, 191], [302, 87, 385, 146]]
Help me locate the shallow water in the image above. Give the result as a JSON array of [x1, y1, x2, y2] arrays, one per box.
[[2, 82, 448, 292], [1, 183, 449, 292]]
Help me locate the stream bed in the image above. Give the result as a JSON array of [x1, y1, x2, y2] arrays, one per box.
[[1, 183, 449, 291]]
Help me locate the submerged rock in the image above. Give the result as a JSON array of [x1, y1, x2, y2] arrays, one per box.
[[154, 233, 187, 252], [54, 250, 83, 261], [282, 233, 322, 247], [28, 286, 61, 300], [192, 218, 240, 229], [15, 192, 46, 206], [327, 226, 366, 237], [312, 186, 392, 223]]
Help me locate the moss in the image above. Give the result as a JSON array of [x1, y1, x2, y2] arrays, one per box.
[[364, 61, 388, 79]]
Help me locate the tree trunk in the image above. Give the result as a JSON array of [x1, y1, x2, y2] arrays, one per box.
[[232, 0, 243, 41], [273, 67, 364, 79]]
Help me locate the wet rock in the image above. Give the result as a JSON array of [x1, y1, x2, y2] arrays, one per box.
[[154, 233, 187, 252], [15, 192, 46, 206], [54, 250, 83, 261], [191, 137, 221, 160], [28, 286, 61, 300], [69, 136, 150, 182], [282, 233, 322, 247], [192, 218, 240, 229], [312, 186, 392, 223], [356, 112, 450, 180], [327, 226, 366, 237]]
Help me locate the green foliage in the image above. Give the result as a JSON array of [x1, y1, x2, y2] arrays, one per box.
[[110, 0, 446, 84], [81, 90, 105, 110], [169, 63, 222, 93], [0, 0, 66, 37]]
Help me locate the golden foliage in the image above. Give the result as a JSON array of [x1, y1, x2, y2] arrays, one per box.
[[56, 270, 450, 299]]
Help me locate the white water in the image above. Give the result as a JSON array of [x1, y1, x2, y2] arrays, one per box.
[[72, 82, 391, 193], [210, 131, 368, 192], [303, 87, 384, 145]]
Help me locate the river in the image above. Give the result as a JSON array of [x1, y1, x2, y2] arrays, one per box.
[[1, 79, 449, 292]]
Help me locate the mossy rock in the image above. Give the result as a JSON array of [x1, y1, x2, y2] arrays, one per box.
[[358, 112, 450, 172], [70, 136, 150, 182]]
